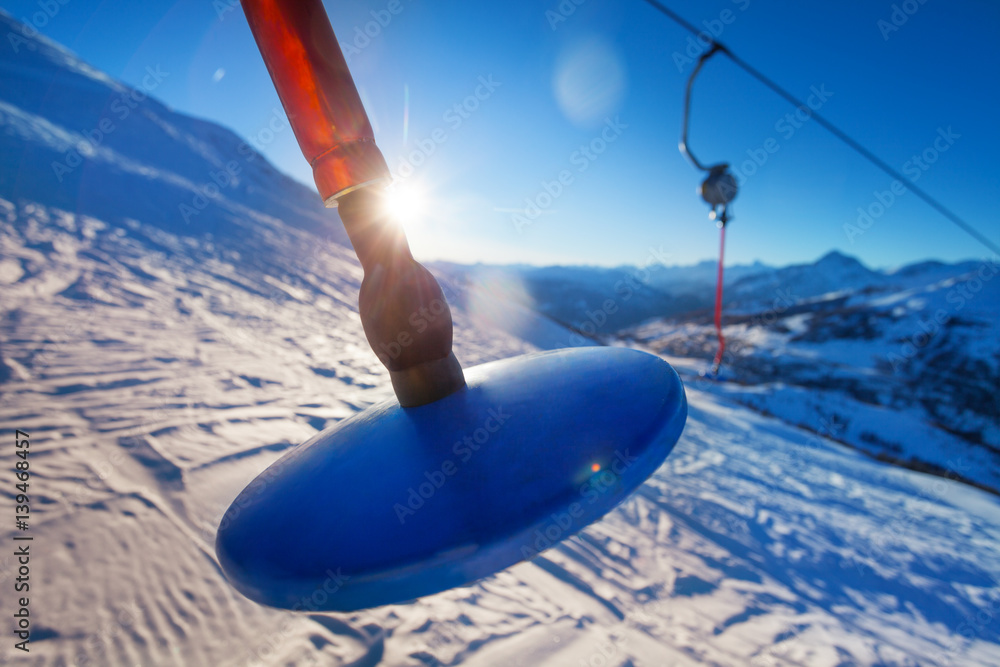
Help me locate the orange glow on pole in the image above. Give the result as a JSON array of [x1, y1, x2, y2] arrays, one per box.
[[240, 0, 390, 206]]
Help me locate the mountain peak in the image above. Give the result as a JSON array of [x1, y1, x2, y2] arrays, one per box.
[[816, 250, 868, 270]]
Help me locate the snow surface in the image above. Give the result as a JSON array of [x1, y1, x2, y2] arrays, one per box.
[[627, 259, 1000, 494], [3, 196, 1000, 666], [2, 10, 1000, 665]]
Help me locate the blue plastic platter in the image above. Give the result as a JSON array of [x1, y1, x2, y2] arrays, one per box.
[[216, 347, 687, 611]]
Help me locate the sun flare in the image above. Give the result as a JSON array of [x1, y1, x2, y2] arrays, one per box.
[[382, 182, 427, 229]]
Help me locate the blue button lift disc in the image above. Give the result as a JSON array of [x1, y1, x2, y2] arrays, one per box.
[[217, 347, 687, 611]]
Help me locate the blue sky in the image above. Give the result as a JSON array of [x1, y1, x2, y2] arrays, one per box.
[[4, 0, 998, 268]]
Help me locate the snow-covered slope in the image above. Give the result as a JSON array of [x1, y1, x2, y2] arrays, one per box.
[[2, 13, 1000, 666], [3, 194, 1000, 666], [627, 255, 1000, 493], [0, 9, 347, 247], [723, 250, 882, 308]]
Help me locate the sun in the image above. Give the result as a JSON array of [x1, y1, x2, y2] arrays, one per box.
[[381, 181, 427, 229]]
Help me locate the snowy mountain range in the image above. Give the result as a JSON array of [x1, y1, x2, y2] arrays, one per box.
[[622, 251, 1000, 493], [2, 10, 1000, 666], [433, 250, 1000, 494], [428, 258, 775, 331]]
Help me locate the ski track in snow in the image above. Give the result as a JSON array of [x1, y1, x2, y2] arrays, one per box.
[[2, 199, 1000, 666]]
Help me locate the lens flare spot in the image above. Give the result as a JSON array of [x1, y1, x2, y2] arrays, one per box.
[[553, 35, 626, 128], [467, 268, 533, 340]]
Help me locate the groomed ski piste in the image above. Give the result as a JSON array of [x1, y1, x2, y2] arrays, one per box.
[[2, 10, 1000, 666]]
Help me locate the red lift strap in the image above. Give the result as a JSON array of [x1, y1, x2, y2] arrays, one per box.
[[712, 224, 726, 374]]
